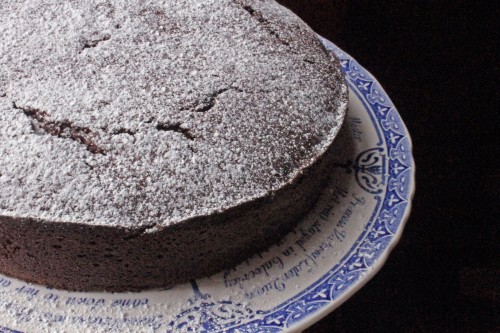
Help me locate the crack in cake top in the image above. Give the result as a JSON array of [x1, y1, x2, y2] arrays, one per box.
[[0, 0, 347, 228]]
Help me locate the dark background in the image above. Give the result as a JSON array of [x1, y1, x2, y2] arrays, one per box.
[[277, 1, 498, 332]]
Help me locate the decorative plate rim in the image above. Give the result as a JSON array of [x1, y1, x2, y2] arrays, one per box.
[[205, 36, 416, 333], [285, 36, 416, 333]]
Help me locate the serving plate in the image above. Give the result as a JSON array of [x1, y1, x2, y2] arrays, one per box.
[[0, 37, 414, 333]]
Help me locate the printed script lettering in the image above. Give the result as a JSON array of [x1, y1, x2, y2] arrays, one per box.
[[0, 288, 159, 331], [223, 186, 367, 300]]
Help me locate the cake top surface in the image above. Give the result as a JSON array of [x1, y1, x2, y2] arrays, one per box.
[[0, 0, 347, 229]]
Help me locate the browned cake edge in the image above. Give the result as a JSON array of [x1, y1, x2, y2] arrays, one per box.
[[0, 105, 347, 292]]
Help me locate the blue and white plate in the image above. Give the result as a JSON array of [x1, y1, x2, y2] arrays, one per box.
[[0, 38, 415, 333]]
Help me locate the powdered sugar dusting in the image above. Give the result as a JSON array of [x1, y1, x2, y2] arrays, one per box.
[[0, 0, 347, 228]]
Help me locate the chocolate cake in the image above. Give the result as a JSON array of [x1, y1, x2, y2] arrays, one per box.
[[0, 0, 347, 291]]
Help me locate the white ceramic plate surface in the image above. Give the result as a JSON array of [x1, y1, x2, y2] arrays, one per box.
[[0, 37, 415, 333]]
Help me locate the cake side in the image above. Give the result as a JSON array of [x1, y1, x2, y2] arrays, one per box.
[[0, 121, 349, 292]]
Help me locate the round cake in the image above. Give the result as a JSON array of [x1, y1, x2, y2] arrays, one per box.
[[0, 0, 347, 291]]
